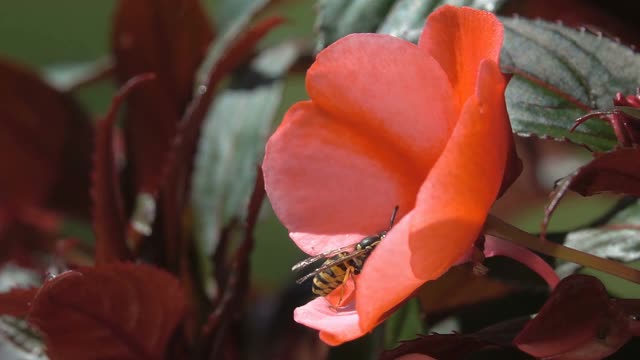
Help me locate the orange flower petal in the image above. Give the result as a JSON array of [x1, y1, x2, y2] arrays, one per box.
[[419, 5, 503, 110], [357, 59, 509, 330], [354, 210, 422, 330], [264, 102, 420, 254], [306, 33, 457, 171]]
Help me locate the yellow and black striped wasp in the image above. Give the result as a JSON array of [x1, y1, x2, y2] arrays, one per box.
[[292, 206, 399, 299]]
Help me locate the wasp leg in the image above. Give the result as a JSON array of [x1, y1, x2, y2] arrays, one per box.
[[332, 265, 355, 309]]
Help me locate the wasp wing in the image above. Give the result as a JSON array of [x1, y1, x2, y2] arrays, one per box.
[[294, 247, 373, 284], [291, 242, 358, 272]]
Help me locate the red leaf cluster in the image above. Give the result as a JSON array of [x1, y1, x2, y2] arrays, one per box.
[[0, 0, 283, 358], [0, 61, 92, 212], [383, 275, 640, 359], [515, 275, 634, 359], [112, 0, 214, 195], [1, 264, 185, 360]]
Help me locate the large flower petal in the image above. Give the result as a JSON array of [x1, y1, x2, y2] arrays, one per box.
[[264, 33, 457, 255], [263, 102, 420, 254], [419, 5, 503, 110], [307, 33, 457, 172], [357, 60, 509, 330]]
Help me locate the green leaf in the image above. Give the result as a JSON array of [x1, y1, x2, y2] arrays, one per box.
[[316, 0, 395, 51], [191, 42, 300, 297], [558, 200, 640, 282], [384, 298, 424, 348], [42, 57, 112, 92], [0, 265, 45, 359], [501, 17, 640, 151], [377, 0, 506, 42], [196, 0, 271, 88], [0, 316, 46, 360], [210, 0, 269, 31], [316, 0, 506, 49]]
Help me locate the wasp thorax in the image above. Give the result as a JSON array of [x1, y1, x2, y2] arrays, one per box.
[[356, 233, 384, 251]]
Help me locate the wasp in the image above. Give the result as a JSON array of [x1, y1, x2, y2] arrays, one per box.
[[292, 206, 399, 299]]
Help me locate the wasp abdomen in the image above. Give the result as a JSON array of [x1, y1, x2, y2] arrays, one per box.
[[311, 252, 362, 296]]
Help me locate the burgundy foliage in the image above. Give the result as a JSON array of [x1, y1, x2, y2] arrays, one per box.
[[0, 287, 37, 318], [0, 60, 90, 267], [381, 318, 532, 360], [383, 275, 640, 360], [543, 89, 640, 236], [0, 0, 283, 358], [112, 0, 214, 195], [569, 146, 640, 197], [27, 264, 185, 360], [92, 74, 156, 265], [0, 60, 92, 214], [515, 275, 634, 359]]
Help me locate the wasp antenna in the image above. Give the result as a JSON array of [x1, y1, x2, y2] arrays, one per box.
[[389, 206, 399, 230]]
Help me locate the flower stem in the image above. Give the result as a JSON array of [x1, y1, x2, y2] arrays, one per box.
[[484, 214, 640, 284]]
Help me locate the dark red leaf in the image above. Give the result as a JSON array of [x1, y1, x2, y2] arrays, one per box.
[[27, 263, 186, 360], [0, 287, 37, 317], [381, 318, 532, 360], [514, 274, 632, 359], [500, 0, 640, 48], [0, 206, 60, 267], [92, 74, 155, 264], [570, 147, 640, 196], [498, 137, 523, 198], [0, 60, 92, 215], [613, 299, 640, 336], [542, 146, 640, 237], [112, 0, 214, 194]]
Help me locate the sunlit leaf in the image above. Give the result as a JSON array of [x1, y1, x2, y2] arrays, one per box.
[[377, 0, 506, 42], [43, 57, 113, 93], [0, 317, 46, 360], [316, 0, 395, 50], [501, 17, 640, 151], [316, 0, 506, 49], [557, 200, 640, 277]]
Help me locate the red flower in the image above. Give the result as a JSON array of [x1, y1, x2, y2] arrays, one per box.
[[263, 6, 552, 345]]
